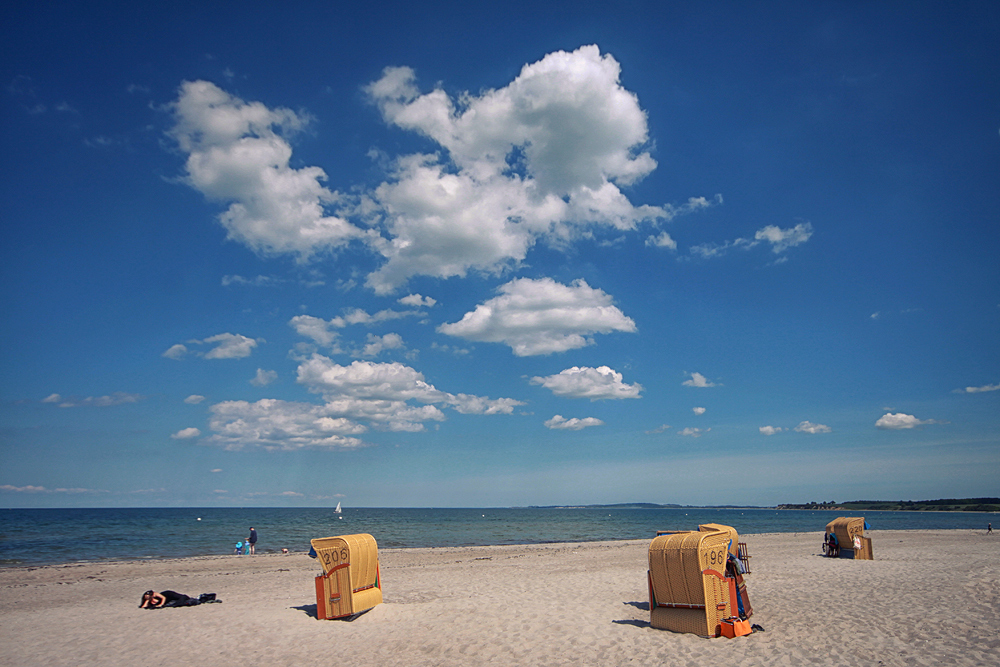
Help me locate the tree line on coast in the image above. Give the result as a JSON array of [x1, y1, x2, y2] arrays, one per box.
[[776, 498, 1000, 512], [524, 499, 1000, 512]]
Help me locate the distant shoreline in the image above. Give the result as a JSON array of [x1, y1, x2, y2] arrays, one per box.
[[775, 497, 1000, 512], [527, 500, 1000, 513]]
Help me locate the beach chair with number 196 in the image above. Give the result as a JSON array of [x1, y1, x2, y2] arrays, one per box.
[[648, 525, 753, 637], [310, 533, 383, 620]]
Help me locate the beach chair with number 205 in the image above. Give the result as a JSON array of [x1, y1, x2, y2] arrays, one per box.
[[310, 533, 383, 620]]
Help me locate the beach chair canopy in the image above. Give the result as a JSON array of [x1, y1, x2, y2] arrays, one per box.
[[310, 533, 382, 619], [698, 523, 740, 559]]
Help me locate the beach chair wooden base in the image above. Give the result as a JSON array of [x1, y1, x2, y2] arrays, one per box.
[[314, 567, 383, 620]]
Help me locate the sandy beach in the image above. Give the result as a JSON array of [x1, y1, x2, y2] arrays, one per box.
[[1, 530, 997, 666]]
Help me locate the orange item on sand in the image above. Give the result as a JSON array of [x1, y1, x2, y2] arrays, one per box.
[[720, 617, 752, 638]]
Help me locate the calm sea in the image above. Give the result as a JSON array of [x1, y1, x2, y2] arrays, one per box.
[[0, 506, 994, 567]]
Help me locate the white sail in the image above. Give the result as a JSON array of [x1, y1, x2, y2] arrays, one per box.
[[334, 501, 342, 513]]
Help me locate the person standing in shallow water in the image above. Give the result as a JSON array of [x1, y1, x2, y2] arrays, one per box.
[[248, 527, 257, 554]]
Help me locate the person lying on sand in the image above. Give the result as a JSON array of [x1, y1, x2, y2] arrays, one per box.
[[139, 590, 221, 608]]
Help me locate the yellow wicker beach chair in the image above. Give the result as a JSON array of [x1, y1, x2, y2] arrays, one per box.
[[648, 525, 752, 637], [824, 517, 873, 560], [310, 533, 383, 619]]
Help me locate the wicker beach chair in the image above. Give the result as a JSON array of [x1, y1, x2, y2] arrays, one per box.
[[824, 517, 873, 560], [648, 525, 753, 637], [310, 533, 383, 619]]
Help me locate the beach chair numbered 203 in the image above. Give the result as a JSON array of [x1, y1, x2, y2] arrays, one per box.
[[310, 533, 383, 620]]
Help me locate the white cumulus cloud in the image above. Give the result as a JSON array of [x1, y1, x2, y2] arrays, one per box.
[[202, 333, 261, 359], [221, 274, 283, 287], [759, 426, 785, 435], [0, 485, 105, 494], [645, 231, 677, 250], [203, 355, 526, 451], [45, 392, 143, 408], [530, 366, 642, 400], [250, 369, 278, 386], [297, 356, 522, 415], [206, 399, 370, 451], [362, 45, 686, 293], [682, 372, 717, 388], [289, 309, 422, 351], [162, 344, 188, 360], [358, 333, 405, 357], [164, 333, 262, 360], [691, 222, 813, 259], [953, 383, 1000, 394], [692, 407, 706, 415], [289, 315, 343, 350], [875, 413, 944, 430], [398, 294, 436, 307], [679, 427, 709, 437], [168, 80, 365, 260], [544, 415, 604, 430], [794, 421, 831, 434], [171, 427, 201, 439], [184, 395, 206, 404], [755, 223, 813, 252], [438, 277, 635, 356]]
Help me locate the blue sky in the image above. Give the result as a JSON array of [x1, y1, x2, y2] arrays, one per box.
[[2, 1, 998, 508]]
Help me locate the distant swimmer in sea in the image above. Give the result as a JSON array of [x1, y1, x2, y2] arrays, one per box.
[[139, 590, 220, 608]]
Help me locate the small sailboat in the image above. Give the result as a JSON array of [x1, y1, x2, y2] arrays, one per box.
[[335, 501, 343, 518]]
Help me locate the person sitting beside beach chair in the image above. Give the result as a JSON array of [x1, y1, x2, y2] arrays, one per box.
[[824, 532, 839, 557], [139, 590, 220, 609]]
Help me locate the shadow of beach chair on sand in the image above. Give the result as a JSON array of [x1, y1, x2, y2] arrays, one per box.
[[824, 517, 873, 560], [310, 533, 383, 620], [648, 524, 753, 638]]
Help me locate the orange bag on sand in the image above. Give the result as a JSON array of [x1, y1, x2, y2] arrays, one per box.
[[720, 617, 752, 638]]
